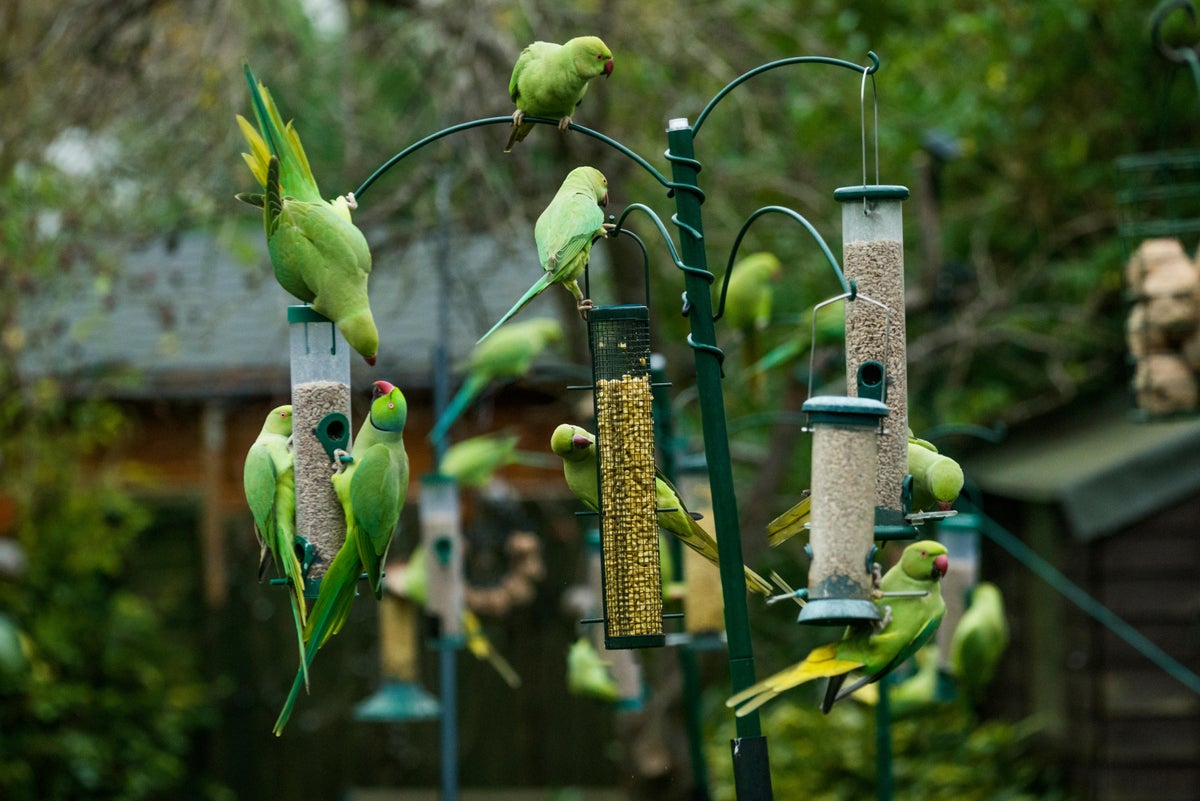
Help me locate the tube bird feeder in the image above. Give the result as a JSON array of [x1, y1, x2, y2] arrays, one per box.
[[288, 305, 352, 594], [835, 185, 910, 521], [588, 304, 664, 649], [797, 394, 890, 626], [420, 473, 464, 638], [354, 592, 441, 722]]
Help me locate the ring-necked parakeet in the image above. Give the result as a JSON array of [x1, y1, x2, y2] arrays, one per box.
[[387, 545, 521, 688], [551, 423, 773, 596], [504, 36, 614, 152], [477, 167, 612, 344], [273, 381, 409, 735], [722, 251, 782, 397], [236, 65, 379, 365], [243, 404, 308, 686], [439, 431, 556, 487], [726, 540, 948, 716], [567, 635, 620, 702], [430, 318, 564, 443], [766, 491, 811, 549], [949, 581, 1009, 706], [907, 431, 964, 512]]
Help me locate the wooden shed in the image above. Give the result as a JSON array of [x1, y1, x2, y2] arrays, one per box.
[[963, 398, 1200, 801]]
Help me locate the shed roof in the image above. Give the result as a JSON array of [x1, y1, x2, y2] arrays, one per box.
[[962, 398, 1200, 541]]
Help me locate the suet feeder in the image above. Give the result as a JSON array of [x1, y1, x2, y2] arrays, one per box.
[[797, 392, 890, 626], [420, 473, 464, 639], [288, 305, 352, 594], [588, 304, 665, 649], [354, 592, 441, 722], [835, 185, 911, 522]]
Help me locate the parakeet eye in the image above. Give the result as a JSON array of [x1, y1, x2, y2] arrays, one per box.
[[388, 402, 395, 410]]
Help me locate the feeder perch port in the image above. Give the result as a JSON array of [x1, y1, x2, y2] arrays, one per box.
[[588, 305, 665, 649], [798, 394, 890, 626], [288, 305, 352, 594]]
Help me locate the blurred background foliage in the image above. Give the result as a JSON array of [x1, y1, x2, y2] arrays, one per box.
[[2, 0, 1197, 798]]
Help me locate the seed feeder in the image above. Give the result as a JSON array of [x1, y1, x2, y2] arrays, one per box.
[[588, 304, 664, 649], [288, 305, 352, 596], [354, 591, 441, 722], [420, 473, 464, 639], [581, 528, 646, 709], [672, 458, 727, 647]]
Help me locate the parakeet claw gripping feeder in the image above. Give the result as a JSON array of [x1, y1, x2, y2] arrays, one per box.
[[588, 304, 665, 649], [288, 305, 352, 595]]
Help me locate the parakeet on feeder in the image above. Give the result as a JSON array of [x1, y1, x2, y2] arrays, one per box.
[[236, 65, 379, 365], [387, 545, 522, 689], [949, 581, 1009, 706], [550, 423, 773, 596], [243, 404, 308, 687], [273, 381, 409, 736], [726, 540, 948, 716], [430, 318, 564, 443], [477, 167, 612, 344], [504, 37, 614, 152], [907, 431, 964, 512]]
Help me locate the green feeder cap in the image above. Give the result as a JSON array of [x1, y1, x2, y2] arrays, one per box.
[[354, 679, 441, 722], [287, 305, 334, 324], [802, 395, 889, 426], [833, 185, 911, 202]]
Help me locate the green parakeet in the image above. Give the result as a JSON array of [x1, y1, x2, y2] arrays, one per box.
[[722, 251, 782, 397], [439, 431, 555, 487], [236, 64, 379, 365], [504, 36, 614, 152], [949, 581, 1009, 705], [726, 540, 948, 716], [477, 167, 611, 344], [243, 404, 308, 687], [390, 545, 522, 689], [273, 381, 409, 735], [550, 423, 773, 596], [430, 318, 564, 443], [567, 635, 620, 702], [908, 431, 965, 512]]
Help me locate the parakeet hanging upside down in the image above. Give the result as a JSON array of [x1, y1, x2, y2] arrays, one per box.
[[243, 404, 308, 687], [430, 318, 564, 443], [551, 423, 773, 596], [477, 167, 611, 344], [726, 540, 948, 716], [273, 381, 410, 735], [505, 36, 614, 152], [907, 431, 964, 512], [236, 64, 379, 365]]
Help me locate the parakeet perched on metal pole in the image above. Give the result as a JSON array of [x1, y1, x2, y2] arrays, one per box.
[[504, 37, 614, 152]]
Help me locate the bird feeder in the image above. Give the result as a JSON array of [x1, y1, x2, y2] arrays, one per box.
[[288, 305, 352, 593], [582, 528, 646, 709], [835, 185, 910, 522], [588, 304, 664, 649], [672, 462, 727, 644], [420, 473, 464, 639], [797, 392, 890, 626], [353, 592, 441, 722]]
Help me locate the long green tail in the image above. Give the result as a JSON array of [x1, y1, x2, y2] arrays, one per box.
[[475, 272, 554, 346], [244, 64, 284, 157], [428, 373, 488, 444]]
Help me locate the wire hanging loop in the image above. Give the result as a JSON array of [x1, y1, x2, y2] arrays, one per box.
[[588, 218, 655, 310], [1152, 0, 1200, 100], [859, 63, 880, 206], [806, 288, 891, 407]]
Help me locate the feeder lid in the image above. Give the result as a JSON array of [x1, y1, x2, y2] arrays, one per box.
[[353, 679, 441, 722], [802, 395, 889, 426], [287, 304, 334, 324], [833, 184, 910, 202]]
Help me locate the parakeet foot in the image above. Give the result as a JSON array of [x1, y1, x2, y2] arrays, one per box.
[[512, 109, 525, 126], [601, 222, 617, 236], [556, 115, 573, 131], [876, 605, 893, 630], [342, 192, 358, 211], [332, 448, 352, 472], [871, 562, 883, 588], [577, 299, 594, 320]]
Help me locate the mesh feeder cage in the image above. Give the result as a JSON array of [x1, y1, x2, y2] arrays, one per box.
[[288, 305, 352, 594], [835, 185, 910, 521], [797, 394, 890, 626], [588, 305, 665, 649]]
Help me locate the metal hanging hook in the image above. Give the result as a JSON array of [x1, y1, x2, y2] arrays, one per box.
[[1153, 0, 1200, 63], [859, 63, 880, 212]]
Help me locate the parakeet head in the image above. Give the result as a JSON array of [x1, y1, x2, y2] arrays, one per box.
[[566, 36, 614, 79], [551, 424, 595, 462], [928, 459, 964, 510], [898, 540, 949, 582], [369, 380, 408, 433], [564, 166, 609, 207], [261, 404, 293, 436]]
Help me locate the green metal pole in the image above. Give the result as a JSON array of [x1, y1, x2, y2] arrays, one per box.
[[665, 118, 772, 801], [875, 676, 894, 801]]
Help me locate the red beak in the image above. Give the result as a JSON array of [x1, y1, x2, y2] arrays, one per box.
[[373, 380, 396, 398], [937, 500, 954, 511], [600, 192, 609, 208], [572, 433, 591, 450], [603, 59, 613, 77], [933, 554, 949, 578]]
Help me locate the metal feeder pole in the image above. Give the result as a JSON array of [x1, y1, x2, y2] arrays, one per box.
[[287, 305, 352, 594], [666, 117, 772, 801]]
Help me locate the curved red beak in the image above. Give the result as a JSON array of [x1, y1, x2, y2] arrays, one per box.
[[572, 433, 591, 450], [933, 554, 949, 578], [373, 380, 396, 398], [603, 59, 614, 77]]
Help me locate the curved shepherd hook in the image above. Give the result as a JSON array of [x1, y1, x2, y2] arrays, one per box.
[[1152, 0, 1200, 96]]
